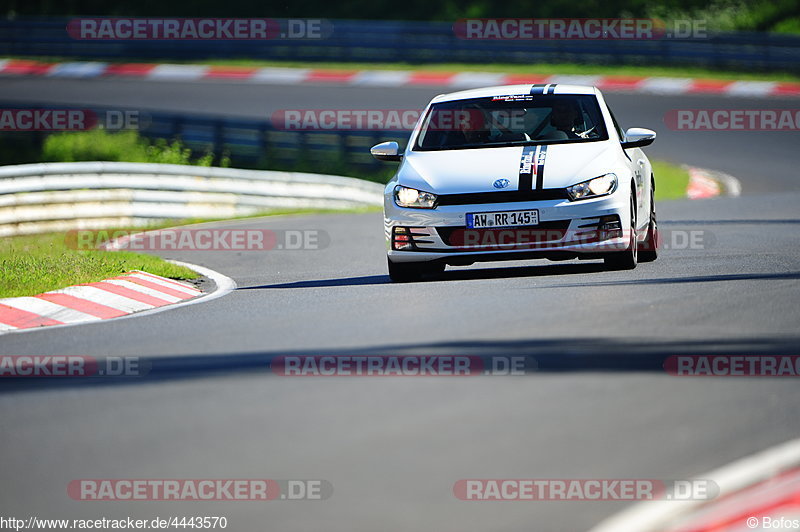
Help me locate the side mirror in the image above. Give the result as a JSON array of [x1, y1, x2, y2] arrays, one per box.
[[621, 128, 656, 149], [371, 141, 402, 162]]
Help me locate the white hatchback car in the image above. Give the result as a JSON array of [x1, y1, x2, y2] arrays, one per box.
[[374, 84, 658, 282]]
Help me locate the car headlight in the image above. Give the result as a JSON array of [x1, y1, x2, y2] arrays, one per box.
[[566, 173, 618, 201], [394, 186, 438, 209]]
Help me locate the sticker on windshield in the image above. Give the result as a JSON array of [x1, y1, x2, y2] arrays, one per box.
[[492, 95, 534, 101]]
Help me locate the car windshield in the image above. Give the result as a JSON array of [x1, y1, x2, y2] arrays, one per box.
[[415, 94, 608, 151]]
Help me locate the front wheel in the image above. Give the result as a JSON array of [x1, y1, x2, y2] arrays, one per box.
[[638, 175, 659, 263], [387, 259, 445, 282], [604, 195, 638, 270]]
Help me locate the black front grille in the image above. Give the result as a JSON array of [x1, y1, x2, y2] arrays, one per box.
[[436, 220, 572, 248], [437, 189, 569, 206]]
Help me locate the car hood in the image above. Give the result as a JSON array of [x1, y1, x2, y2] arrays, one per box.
[[398, 141, 619, 194]]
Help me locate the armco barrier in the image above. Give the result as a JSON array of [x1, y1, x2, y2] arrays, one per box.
[[0, 162, 384, 236]]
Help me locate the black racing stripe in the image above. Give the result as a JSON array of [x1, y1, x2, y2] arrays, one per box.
[[518, 145, 535, 191], [530, 84, 547, 95], [546, 83, 558, 94], [535, 145, 548, 190]]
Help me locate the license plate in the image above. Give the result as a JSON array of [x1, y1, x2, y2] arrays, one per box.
[[466, 210, 539, 229]]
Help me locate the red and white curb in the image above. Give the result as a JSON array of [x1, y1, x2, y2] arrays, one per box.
[[686, 166, 743, 199], [588, 437, 800, 532], [1, 59, 798, 98], [0, 261, 235, 335]]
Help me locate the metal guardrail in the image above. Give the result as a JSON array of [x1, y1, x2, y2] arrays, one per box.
[[0, 161, 384, 236], [1, 18, 799, 71]]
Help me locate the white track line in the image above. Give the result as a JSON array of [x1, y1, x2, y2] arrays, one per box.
[[588, 437, 800, 532]]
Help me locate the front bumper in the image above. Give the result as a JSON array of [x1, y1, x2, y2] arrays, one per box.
[[384, 192, 630, 264]]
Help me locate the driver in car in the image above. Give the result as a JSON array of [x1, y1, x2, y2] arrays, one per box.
[[537, 101, 582, 140]]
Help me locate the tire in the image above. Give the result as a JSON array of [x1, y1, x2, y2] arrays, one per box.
[[387, 259, 445, 282], [638, 176, 659, 263], [604, 194, 638, 270]]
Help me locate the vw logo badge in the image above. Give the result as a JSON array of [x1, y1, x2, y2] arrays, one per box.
[[493, 179, 510, 189]]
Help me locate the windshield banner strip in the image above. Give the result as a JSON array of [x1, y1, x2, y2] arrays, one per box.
[[535, 145, 548, 190], [518, 145, 535, 191], [530, 83, 557, 95]]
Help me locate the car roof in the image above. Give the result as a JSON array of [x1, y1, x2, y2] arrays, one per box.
[[430, 84, 599, 103]]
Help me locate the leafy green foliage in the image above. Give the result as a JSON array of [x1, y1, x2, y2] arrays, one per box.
[[42, 129, 216, 166]]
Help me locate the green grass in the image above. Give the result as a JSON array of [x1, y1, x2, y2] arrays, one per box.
[[652, 160, 691, 201], [5, 56, 799, 83], [0, 231, 199, 298]]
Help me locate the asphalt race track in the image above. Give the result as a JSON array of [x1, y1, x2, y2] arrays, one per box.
[[0, 77, 798, 531]]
